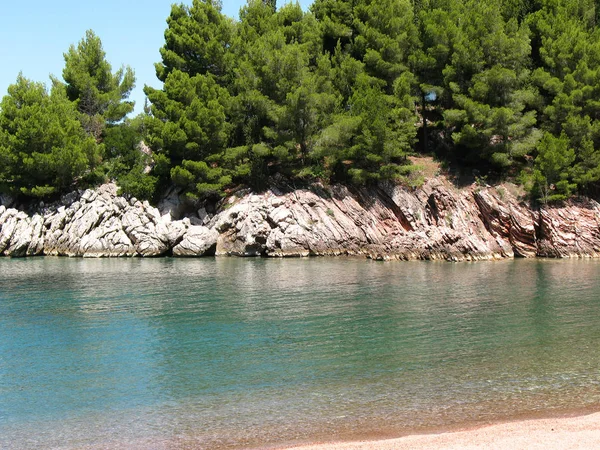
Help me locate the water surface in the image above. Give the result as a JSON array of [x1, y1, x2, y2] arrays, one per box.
[[1, 257, 600, 448]]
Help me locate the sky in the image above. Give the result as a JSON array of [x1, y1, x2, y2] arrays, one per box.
[[1, 0, 311, 116]]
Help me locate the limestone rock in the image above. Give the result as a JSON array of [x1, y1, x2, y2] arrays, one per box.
[[0, 194, 13, 207], [3, 178, 600, 260], [474, 188, 537, 258], [173, 226, 218, 256], [215, 195, 272, 256], [537, 199, 600, 258], [157, 186, 183, 220]]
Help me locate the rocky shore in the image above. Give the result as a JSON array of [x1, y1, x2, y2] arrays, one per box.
[[1, 177, 600, 260]]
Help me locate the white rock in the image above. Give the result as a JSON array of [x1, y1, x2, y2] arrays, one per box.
[[173, 226, 218, 256]]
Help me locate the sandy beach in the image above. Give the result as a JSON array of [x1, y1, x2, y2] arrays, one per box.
[[280, 411, 600, 450]]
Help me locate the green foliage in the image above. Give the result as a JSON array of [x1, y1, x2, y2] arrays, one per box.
[[353, 0, 419, 88], [145, 68, 233, 200], [60, 30, 135, 140], [116, 165, 158, 200], [0, 30, 140, 200], [312, 73, 416, 184], [103, 122, 143, 169], [142, 0, 420, 197], [155, 0, 234, 83], [171, 159, 231, 200], [416, 0, 538, 170], [7, 0, 600, 204], [101, 120, 159, 200], [0, 75, 101, 198], [526, 132, 577, 203], [145, 71, 231, 164]]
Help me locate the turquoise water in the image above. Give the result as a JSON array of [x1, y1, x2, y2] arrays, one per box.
[[1, 257, 600, 449]]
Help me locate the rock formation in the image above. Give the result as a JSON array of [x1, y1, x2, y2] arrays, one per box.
[[2, 178, 600, 260]]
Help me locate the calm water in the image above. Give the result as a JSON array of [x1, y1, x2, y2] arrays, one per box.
[[1, 257, 600, 449]]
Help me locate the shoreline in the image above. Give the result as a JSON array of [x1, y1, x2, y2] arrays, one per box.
[[4, 178, 600, 260], [274, 409, 600, 450]]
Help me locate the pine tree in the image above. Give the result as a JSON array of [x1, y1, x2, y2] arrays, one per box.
[[60, 30, 135, 141], [0, 75, 101, 198], [153, 0, 234, 83]]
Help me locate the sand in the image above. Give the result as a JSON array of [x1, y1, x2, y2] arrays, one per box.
[[280, 412, 600, 450]]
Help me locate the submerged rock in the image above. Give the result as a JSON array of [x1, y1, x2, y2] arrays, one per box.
[[3, 179, 600, 260]]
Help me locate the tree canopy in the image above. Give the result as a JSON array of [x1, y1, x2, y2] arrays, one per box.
[[0, 75, 101, 198], [60, 30, 135, 140], [143, 0, 420, 202], [0, 31, 141, 200], [3, 0, 600, 205], [140, 0, 600, 204]]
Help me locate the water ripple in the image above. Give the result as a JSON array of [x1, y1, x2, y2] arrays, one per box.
[[1, 258, 600, 448]]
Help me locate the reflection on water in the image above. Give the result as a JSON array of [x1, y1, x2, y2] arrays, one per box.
[[1, 257, 600, 449]]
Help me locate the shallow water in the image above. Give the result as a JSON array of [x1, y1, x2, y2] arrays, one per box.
[[1, 257, 600, 449]]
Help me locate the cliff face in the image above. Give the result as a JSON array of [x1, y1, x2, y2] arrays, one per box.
[[1, 178, 600, 260]]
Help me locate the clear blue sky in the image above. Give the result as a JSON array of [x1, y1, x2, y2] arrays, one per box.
[[0, 1, 311, 116]]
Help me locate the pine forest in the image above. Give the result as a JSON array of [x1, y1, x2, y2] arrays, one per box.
[[2, 0, 600, 206]]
